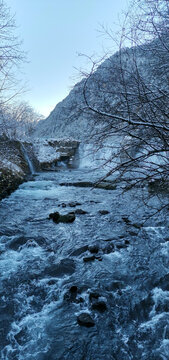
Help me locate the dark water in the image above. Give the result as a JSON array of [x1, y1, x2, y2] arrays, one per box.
[[0, 169, 169, 360]]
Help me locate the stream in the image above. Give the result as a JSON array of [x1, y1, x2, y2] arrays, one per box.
[[0, 167, 169, 359]]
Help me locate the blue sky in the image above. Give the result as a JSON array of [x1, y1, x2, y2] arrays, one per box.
[[5, 0, 129, 117]]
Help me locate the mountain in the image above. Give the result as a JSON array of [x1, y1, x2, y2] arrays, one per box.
[[34, 37, 169, 147]]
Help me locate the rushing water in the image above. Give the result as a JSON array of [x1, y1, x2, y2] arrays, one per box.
[[20, 144, 35, 174], [0, 167, 169, 360]]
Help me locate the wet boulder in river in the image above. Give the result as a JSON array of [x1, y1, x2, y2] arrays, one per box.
[[83, 255, 96, 262], [69, 201, 81, 207], [88, 244, 99, 254], [98, 210, 110, 215], [77, 313, 95, 327], [91, 300, 107, 312], [70, 245, 88, 256], [49, 211, 75, 223], [75, 208, 88, 215]]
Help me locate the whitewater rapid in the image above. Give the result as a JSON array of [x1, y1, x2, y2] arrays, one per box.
[[0, 168, 168, 359]]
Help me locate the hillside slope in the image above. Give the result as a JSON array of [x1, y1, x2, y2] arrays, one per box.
[[34, 38, 169, 143]]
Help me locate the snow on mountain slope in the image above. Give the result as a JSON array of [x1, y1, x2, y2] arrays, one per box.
[[34, 38, 169, 143]]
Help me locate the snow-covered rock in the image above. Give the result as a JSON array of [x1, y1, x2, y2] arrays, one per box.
[[1, 159, 24, 175], [30, 138, 79, 170]]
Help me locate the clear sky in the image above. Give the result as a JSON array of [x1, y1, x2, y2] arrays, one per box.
[[5, 0, 129, 117]]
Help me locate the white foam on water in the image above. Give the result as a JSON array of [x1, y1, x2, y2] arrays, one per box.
[[139, 313, 169, 330], [156, 339, 169, 360], [150, 287, 169, 317], [12, 184, 63, 200], [161, 242, 169, 257], [2, 298, 62, 360], [0, 246, 45, 280]]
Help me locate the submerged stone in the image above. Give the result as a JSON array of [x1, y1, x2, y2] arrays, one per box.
[[70, 285, 78, 293], [98, 210, 110, 215], [83, 256, 95, 262], [45, 258, 76, 277], [91, 300, 107, 312], [59, 181, 117, 190], [116, 242, 128, 250], [89, 245, 99, 254], [58, 203, 67, 208], [77, 313, 95, 327], [75, 208, 88, 214], [128, 230, 138, 236], [122, 216, 131, 225], [69, 201, 82, 207], [103, 243, 114, 254], [108, 280, 124, 291], [64, 285, 78, 302], [89, 291, 100, 300], [70, 245, 88, 256], [8, 236, 36, 250]]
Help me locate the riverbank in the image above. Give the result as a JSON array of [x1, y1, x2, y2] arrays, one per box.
[[0, 137, 29, 200]]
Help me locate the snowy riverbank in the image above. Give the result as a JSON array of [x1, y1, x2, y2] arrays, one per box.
[[0, 137, 30, 200], [0, 137, 80, 200]]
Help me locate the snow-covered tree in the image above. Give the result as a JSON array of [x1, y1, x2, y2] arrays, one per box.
[[83, 0, 169, 197], [0, 101, 44, 139], [0, 1, 24, 105], [0, 2, 42, 140]]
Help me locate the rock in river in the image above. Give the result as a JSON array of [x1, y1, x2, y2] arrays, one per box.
[[49, 211, 75, 223], [77, 313, 95, 327], [88, 245, 99, 254], [75, 208, 88, 215], [83, 256, 96, 263], [91, 300, 107, 312], [98, 210, 110, 215]]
